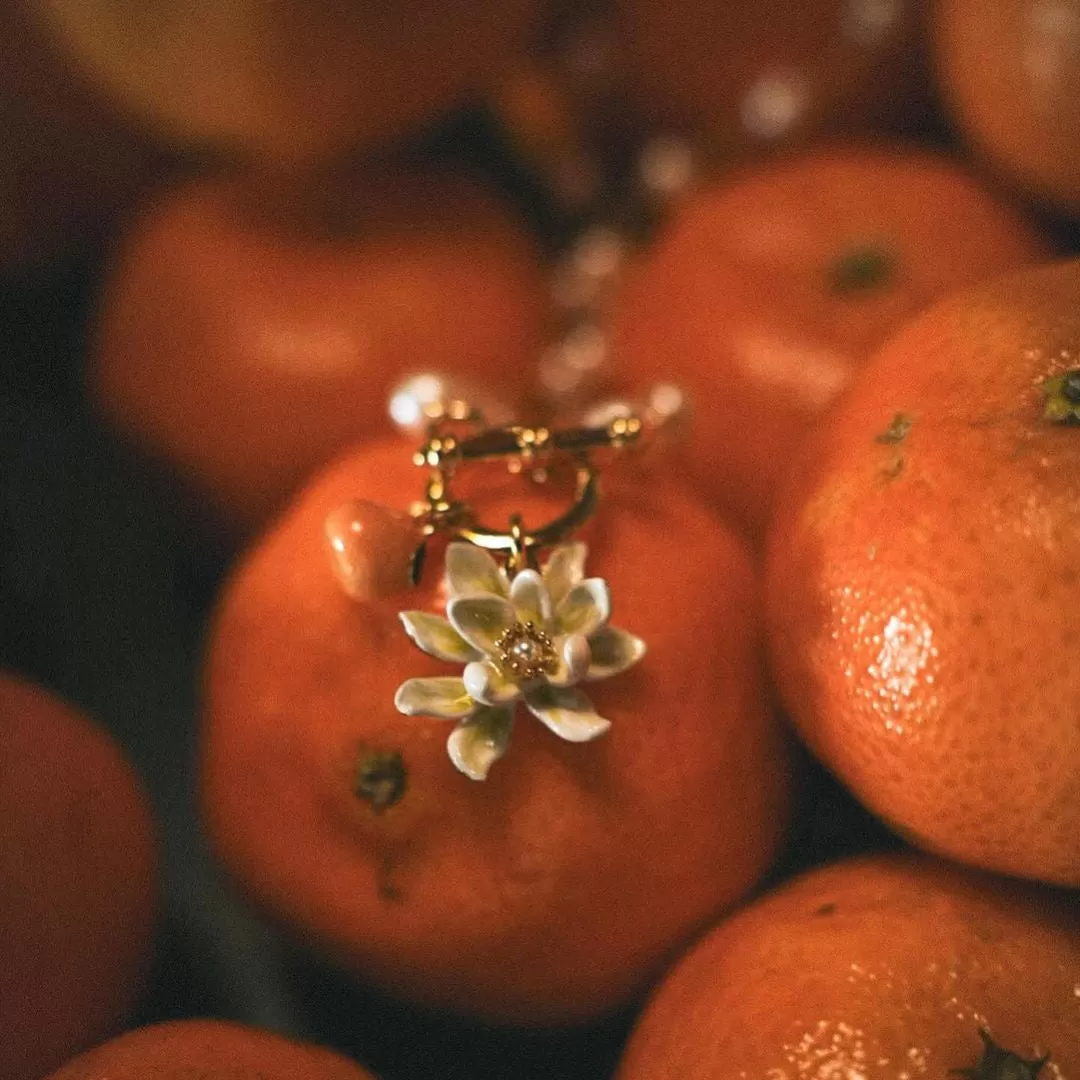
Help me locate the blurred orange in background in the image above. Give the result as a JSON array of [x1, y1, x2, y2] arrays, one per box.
[[0, 2, 176, 272], [609, 145, 1050, 541], [613, 0, 929, 156], [2, 0, 542, 272], [43, 1019, 379, 1079], [0, 673, 157, 1080], [27, 0, 541, 168], [936, 0, 1080, 219], [89, 167, 549, 537]]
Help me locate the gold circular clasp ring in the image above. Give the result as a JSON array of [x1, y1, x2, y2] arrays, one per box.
[[456, 460, 598, 572], [408, 411, 639, 581]]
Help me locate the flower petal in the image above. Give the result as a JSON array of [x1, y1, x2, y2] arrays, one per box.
[[445, 542, 509, 598], [585, 626, 646, 681], [554, 578, 611, 638], [399, 611, 482, 663], [394, 677, 474, 719], [463, 659, 521, 705], [524, 684, 611, 743], [447, 706, 515, 780], [548, 633, 591, 687], [542, 542, 587, 607], [447, 595, 516, 655], [509, 568, 552, 626]]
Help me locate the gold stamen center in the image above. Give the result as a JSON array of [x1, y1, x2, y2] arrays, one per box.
[[496, 621, 557, 681]]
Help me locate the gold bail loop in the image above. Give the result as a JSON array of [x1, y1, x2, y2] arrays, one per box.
[[505, 515, 530, 575]]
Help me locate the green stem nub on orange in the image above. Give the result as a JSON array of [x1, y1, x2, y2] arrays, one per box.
[[875, 412, 915, 444], [950, 1027, 1050, 1080], [1042, 368, 1080, 425], [354, 750, 407, 812], [828, 245, 895, 295]]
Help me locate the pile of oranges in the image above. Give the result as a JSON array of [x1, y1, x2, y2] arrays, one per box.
[[2, 2, 1078, 1079]]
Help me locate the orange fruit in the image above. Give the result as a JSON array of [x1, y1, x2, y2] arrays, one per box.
[[28, 0, 539, 168], [616, 852, 1080, 1080], [935, 0, 1080, 217], [613, 0, 926, 153], [765, 257, 1080, 887], [0, 672, 157, 1080], [610, 145, 1051, 541], [90, 167, 547, 536], [200, 435, 793, 1025], [0, 1, 170, 270], [43, 1019, 377, 1079]]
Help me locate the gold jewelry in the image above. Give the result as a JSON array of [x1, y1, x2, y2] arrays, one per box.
[[386, 394, 647, 780], [406, 400, 641, 581]]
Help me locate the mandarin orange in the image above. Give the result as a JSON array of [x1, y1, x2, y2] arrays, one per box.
[[616, 852, 1080, 1080], [90, 167, 547, 536], [935, 0, 1080, 217], [766, 257, 1080, 886], [44, 1019, 377, 1079], [0, 673, 157, 1080], [0, 1, 169, 270], [614, 0, 925, 152], [610, 145, 1050, 541], [29, 0, 539, 167], [200, 436, 793, 1024]]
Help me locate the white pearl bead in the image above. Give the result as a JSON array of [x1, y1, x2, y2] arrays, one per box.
[[387, 372, 514, 435]]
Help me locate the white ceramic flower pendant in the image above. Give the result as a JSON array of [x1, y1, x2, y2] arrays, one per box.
[[394, 541, 645, 780]]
